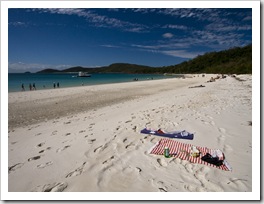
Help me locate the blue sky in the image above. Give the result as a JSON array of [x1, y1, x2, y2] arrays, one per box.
[[8, 8, 252, 73]]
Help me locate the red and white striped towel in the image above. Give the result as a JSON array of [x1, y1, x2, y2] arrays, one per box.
[[149, 138, 232, 171]]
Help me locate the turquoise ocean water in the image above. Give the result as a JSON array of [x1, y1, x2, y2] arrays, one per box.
[[8, 73, 177, 92]]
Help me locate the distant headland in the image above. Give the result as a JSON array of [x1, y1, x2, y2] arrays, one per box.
[[38, 44, 252, 75]]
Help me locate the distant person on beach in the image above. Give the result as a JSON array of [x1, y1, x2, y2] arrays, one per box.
[[57, 82, 60, 88], [53, 82, 56, 89], [29, 83, 32, 91], [21, 83, 25, 91], [32, 83, 36, 90]]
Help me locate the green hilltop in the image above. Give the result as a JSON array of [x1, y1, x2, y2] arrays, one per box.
[[161, 44, 252, 74], [38, 44, 252, 74]]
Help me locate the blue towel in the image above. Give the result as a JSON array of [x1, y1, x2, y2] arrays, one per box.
[[140, 128, 194, 140]]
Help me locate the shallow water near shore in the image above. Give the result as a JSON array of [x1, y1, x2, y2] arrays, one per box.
[[8, 73, 177, 92]]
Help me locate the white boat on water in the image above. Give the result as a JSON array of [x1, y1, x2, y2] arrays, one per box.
[[77, 71, 91, 77]]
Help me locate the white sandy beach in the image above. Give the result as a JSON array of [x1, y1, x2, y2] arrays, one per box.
[[8, 74, 252, 193]]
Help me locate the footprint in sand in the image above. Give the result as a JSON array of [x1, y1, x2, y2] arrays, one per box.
[[122, 166, 142, 175], [34, 182, 67, 192], [168, 157, 177, 164], [145, 122, 151, 126], [65, 133, 71, 136], [65, 162, 86, 178], [143, 135, 150, 140], [102, 156, 115, 164], [150, 179, 168, 192], [111, 135, 117, 141], [56, 145, 71, 153], [62, 140, 72, 144], [136, 167, 142, 173], [217, 134, 226, 144], [150, 138, 156, 143], [201, 120, 210, 125], [37, 161, 53, 169], [94, 145, 103, 153], [226, 178, 248, 190], [172, 158, 183, 165], [140, 139, 145, 144], [28, 156, 41, 162], [210, 121, 216, 126], [125, 142, 135, 150], [184, 163, 195, 173], [184, 184, 199, 192], [223, 144, 233, 153], [89, 123, 95, 127], [9, 163, 24, 173], [123, 138, 128, 143], [157, 158, 168, 167], [218, 127, 226, 134], [52, 120, 60, 124], [36, 142, 45, 148], [205, 115, 214, 120], [87, 139, 96, 144], [132, 126, 137, 132], [193, 166, 224, 192], [39, 147, 51, 154], [157, 181, 168, 192]]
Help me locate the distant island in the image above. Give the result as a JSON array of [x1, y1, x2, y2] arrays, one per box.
[[38, 44, 252, 75]]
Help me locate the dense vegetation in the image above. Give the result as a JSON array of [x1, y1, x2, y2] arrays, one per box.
[[38, 44, 252, 74], [161, 44, 252, 74]]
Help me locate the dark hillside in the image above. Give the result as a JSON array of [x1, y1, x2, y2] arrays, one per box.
[[37, 44, 252, 75], [38, 68, 61, 73], [161, 45, 252, 74]]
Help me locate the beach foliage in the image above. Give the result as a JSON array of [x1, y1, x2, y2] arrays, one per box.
[[162, 44, 252, 74]]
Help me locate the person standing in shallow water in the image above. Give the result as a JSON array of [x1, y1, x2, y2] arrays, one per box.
[[32, 83, 36, 90], [21, 83, 25, 91], [53, 82, 56, 89], [57, 82, 59, 88], [29, 83, 32, 91]]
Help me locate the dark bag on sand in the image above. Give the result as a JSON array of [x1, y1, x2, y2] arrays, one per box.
[[201, 153, 223, 166]]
